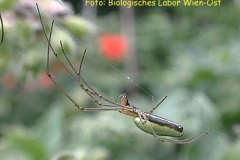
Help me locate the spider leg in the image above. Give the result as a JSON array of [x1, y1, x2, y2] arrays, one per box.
[[137, 111, 148, 124], [0, 13, 4, 47], [36, 4, 120, 111], [149, 96, 167, 114], [59, 40, 123, 108], [59, 42, 106, 107]]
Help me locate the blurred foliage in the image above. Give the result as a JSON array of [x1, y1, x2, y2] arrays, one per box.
[[0, 0, 240, 160]]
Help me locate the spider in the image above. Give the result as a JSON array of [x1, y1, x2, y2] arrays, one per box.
[[36, 4, 210, 145]]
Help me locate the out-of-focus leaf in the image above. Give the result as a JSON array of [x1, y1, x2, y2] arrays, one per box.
[[0, 125, 47, 160], [33, 101, 64, 156], [222, 140, 240, 160]]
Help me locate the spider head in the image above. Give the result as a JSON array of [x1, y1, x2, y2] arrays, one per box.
[[118, 93, 130, 106]]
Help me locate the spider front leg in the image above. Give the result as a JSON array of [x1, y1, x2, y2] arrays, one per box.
[[59, 40, 124, 109], [36, 4, 122, 112]]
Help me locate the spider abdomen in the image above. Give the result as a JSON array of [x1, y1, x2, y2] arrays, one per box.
[[134, 114, 184, 137]]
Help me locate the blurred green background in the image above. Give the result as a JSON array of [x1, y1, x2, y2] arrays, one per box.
[[0, 0, 240, 160]]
